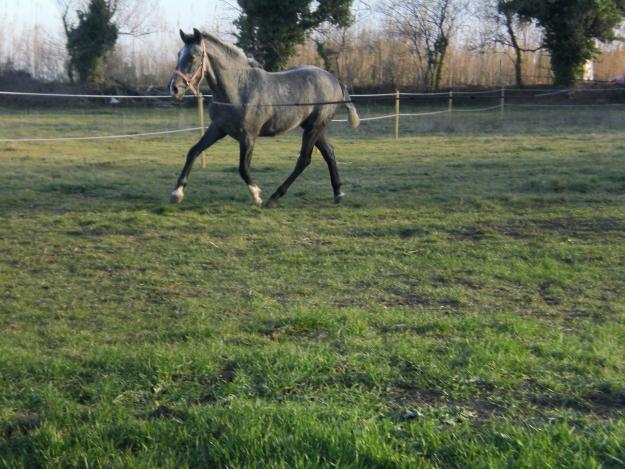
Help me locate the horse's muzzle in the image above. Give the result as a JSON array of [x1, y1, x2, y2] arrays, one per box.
[[168, 75, 186, 101]]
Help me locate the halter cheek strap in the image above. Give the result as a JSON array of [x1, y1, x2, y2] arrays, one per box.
[[175, 40, 207, 96]]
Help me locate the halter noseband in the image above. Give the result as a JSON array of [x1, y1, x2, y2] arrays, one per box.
[[175, 39, 207, 96]]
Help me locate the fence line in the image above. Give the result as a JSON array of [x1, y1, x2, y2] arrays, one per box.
[[3, 86, 625, 100], [2, 86, 625, 142], [0, 107, 503, 143]]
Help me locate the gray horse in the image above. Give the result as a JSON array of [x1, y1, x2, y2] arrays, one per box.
[[168, 29, 360, 207]]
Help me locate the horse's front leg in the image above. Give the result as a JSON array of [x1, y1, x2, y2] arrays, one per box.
[[171, 124, 226, 204], [238, 134, 262, 205]]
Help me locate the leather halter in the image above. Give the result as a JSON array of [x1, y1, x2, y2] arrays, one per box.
[[174, 40, 207, 96]]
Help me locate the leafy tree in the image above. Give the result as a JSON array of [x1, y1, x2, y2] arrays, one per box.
[[66, 0, 118, 83], [507, 0, 625, 86], [235, 0, 353, 71]]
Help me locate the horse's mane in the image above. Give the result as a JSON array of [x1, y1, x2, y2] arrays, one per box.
[[201, 32, 250, 67]]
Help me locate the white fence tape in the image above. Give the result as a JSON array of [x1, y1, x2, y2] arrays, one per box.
[[339, 113, 398, 122], [350, 93, 397, 98], [400, 91, 449, 97], [0, 90, 201, 99], [506, 103, 625, 108], [453, 105, 502, 113], [399, 109, 449, 117], [452, 90, 500, 96], [0, 127, 202, 143]]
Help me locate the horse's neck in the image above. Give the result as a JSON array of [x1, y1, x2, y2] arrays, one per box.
[[206, 63, 244, 102], [203, 37, 250, 102]]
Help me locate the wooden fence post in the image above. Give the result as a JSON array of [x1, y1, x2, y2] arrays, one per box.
[[394, 90, 400, 140], [198, 93, 206, 168], [448, 89, 454, 130]]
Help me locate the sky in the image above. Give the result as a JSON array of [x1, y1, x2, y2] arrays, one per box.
[[0, 0, 239, 37], [1, 1, 378, 35], [0, 0, 378, 78]]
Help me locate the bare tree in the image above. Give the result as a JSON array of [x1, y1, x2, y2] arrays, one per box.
[[380, 0, 469, 91], [108, 0, 158, 37], [313, 6, 372, 84], [472, 0, 543, 87], [57, 0, 157, 37], [57, 0, 76, 81], [314, 28, 350, 81]]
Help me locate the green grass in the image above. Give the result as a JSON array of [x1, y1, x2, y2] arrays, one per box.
[[1, 112, 625, 467]]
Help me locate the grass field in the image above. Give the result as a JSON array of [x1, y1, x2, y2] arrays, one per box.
[[1, 109, 625, 467]]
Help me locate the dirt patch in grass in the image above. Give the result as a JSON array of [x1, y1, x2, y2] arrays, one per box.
[[2, 414, 40, 439], [498, 217, 625, 239], [450, 217, 625, 241], [391, 385, 625, 422], [220, 361, 238, 383], [533, 217, 625, 234], [147, 405, 185, 420], [381, 289, 433, 307], [388, 388, 500, 422], [451, 226, 491, 242], [529, 393, 625, 419]]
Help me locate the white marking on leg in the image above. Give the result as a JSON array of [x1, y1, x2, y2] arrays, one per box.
[[248, 184, 262, 205], [171, 186, 185, 204]]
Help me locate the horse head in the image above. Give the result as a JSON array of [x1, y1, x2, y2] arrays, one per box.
[[168, 28, 207, 100]]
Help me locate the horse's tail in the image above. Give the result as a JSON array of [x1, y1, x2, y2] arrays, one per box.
[[340, 83, 360, 129]]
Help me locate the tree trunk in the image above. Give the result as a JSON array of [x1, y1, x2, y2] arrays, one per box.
[[503, 11, 523, 88], [432, 35, 449, 92], [433, 49, 446, 91]]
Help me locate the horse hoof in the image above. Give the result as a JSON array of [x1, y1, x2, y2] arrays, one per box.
[[264, 198, 279, 209], [334, 192, 345, 204], [170, 187, 185, 204]]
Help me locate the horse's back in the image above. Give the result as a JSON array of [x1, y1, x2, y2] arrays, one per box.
[[260, 66, 342, 99]]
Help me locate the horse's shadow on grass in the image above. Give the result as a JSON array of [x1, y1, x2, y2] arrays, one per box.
[[1, 155, 620, 218], [0, 162, 344, 217]]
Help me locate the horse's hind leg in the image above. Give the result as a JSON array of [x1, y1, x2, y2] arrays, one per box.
[[171, 124, 226, 204], [265, 128, 319, 208], [238, 134, 262, 205], [316, 134, 344, 204]]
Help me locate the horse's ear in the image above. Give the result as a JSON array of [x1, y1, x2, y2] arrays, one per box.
[[179, 29, 187, 43], [193, 28, 202, 42]]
